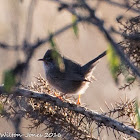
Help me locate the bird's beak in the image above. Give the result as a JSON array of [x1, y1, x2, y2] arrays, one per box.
[[38, 58, 44, 61]]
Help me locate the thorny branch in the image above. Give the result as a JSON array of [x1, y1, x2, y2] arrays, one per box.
[[0, 85, 139, 139]]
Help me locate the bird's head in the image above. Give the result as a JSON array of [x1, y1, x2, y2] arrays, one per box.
[[38, 49, 54, 65], [38, 49, 65, 71]]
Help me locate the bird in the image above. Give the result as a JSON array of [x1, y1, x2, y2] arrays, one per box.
[[38, 49, 106, 104]]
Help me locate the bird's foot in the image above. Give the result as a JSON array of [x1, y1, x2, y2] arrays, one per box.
[[54, 92, 63, 100], [76, 94, 81, 105]]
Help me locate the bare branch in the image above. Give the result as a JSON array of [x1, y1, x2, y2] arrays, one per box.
[[103, 0, 140, 14], [24, 18, 83, 66], [31, 18, 82, 50], [52, 0, 140, 78], [0, 42, 18, 50]]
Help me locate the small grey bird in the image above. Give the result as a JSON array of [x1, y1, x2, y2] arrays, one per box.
[[38, 49, 106, 104]]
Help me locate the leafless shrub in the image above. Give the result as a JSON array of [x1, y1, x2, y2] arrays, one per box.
[[117, 15, 140, 89], [0, 75, 139, 139]]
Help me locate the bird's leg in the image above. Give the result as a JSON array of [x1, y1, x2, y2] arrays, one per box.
[[54, 92, 63, 100], [77, 94, 81, 105]]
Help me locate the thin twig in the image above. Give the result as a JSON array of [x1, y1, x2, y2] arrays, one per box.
[[0, 42, 18, 50], [103, 0, 140, 14]]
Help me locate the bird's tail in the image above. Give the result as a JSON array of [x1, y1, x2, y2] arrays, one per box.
[[81, 50, 107, 75]]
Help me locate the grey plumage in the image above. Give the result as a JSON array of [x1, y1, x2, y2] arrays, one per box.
[[39, 49, 106, 95]]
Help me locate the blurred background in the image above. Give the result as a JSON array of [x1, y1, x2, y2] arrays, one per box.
[[0, 0, 139, 139]]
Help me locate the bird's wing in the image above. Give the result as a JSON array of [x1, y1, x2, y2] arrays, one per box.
[[64, 58, 89, 81], [65, 72, 89, 81], [49, 65, 89, 82], [50, 71, 89, 82], [49, 57, 90, 82], [63, 57, 81, 72]]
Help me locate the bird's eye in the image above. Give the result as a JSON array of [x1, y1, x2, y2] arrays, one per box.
[[46, 57, 52, 61]]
